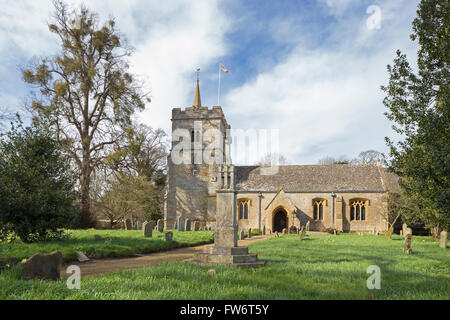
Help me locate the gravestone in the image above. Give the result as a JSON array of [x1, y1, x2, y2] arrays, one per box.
[[403, 233, 412, 254], [136, 221, 143, 230], [262, 225, 266, 235], [185, 219, 191, 231], [193, 221, 200, 231], [440, 231, 447, 249], [177, 216, 185, 232], [124, 218, 132, 230], [149, 220, 157, 231], [174, 221, 177, 230], [76, 251, 90, 263], [157, 219, 164, 232], [282, 228, 287, 235], [21, 250, 62, 281], [239, 230, 245, 240], [165, 231, 173, 242], [402, 223, 408, 237], [305, 221, 310, 232], [289, 225, 297, 234], [275, 231, 279, 238], [248, 228, 252, 238], [299, 227, 306, 240], [143, 221, 152, 237]]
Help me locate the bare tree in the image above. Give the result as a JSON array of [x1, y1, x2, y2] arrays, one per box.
[[22, 1, 148, 227], [256, 153, 288, 166]]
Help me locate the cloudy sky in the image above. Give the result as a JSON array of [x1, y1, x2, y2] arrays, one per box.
[[0, 0, 420, 164]]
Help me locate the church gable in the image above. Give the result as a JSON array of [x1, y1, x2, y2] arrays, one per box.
[[265, 188, 298, 214]]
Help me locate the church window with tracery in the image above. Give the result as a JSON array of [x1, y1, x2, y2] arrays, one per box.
[[313, 199, 325, 220], [238, 200, 250, 219], [350, 199, 368, 221]]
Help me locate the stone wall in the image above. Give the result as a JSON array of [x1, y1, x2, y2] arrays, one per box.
[[236, 191, 389, 233]]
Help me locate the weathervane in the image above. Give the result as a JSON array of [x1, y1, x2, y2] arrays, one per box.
[[196, 68, 200, 81]]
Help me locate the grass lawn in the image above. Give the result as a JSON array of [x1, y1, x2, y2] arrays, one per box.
[[1, 233, 449, 299], [0, 229, 214, 266]]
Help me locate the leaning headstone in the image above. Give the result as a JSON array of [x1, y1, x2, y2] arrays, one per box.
[[136, 221, 143, 230], [403, 233, 412, 254], [239, 230, 245, 240], [439, 231, 447, 249], [402, 223, 408, 237], [177, 216, 185, 231], [165, 231, 173, 242], [193, 221, 200, 231], [124, 218, 132, 230], [262, 225, 266, 235], [299, 227, 306, 240], [305, 221, 310, 232], [76, 251, 90, 263], [282, 228, 287, 235], [21, 250, 62, 281], [143, 221, 152, 237], [157, 219, 164, 232], [248, 228, 252, 238], [185, 219, 191, 231]]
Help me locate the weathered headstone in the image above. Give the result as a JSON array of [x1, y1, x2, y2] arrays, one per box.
[[136, 221, 143, 230], [157, 219, 164, 232], [148, 220, 156, 231], [174, 221, 177, 230], [282, 228, 287, 235], [165, 231, 173, 242], [248, 228, 252, 238], [76, 251, 90, 262], [262, 225, 266, 235], [402, 223, 408, 237], [439, 230, 447, 249], [142, 221, 152, 237], [403, 233, 412, 254], [21, 250, 62, 281], [299, 227, 306, 240], [185, 218, 191, 231], [275, 231, 279, 238], [305, 221, 310, 232], [239, 230, 245, 240], [193, 221, 200, 231], [124, 218, 132, 230], [289, 225, 297, 234], [177, 216, 185, 232]]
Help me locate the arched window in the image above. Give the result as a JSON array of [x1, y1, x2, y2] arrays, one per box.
[[313, 199, 325, 220], [350, 199, 368, 221], [238, 200, 250, 219]]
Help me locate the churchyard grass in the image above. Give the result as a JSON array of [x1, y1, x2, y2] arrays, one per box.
[[1, 233, 448, 299], [0, 229, 214, 267]]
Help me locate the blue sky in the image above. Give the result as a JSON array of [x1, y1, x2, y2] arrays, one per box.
[[0, 0, 420, 164]]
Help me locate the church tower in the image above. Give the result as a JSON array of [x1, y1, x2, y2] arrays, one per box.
[[164, 79, 232, 229]]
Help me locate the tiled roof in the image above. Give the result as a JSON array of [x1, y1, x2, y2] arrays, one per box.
[[235, 164, 399, 192]]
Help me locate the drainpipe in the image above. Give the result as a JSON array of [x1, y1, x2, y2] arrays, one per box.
[[257, 192, 262, 230], [331, 192, 336, 226]]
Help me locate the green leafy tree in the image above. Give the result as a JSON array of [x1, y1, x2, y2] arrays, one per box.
[[0, 119, 78, 242], [22, 1, 148, 227], [381, 0, 449, 236]]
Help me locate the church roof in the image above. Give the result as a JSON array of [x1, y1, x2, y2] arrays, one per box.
[[235, 164, 399, 192]]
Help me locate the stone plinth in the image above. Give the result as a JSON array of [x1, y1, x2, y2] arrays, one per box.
[[194, 188, 265, 268]]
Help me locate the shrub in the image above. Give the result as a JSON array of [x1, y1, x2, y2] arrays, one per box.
[[0, 120, 78, 242]]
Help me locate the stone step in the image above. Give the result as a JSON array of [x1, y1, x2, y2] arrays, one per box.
[[232, 253, 258, 263], [233, 260, 266, 268], [230, 247, 249, 255]]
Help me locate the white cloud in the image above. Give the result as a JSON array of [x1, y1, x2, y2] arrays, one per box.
[[0, 0, 231, 134], [223, 0, 420, 164]]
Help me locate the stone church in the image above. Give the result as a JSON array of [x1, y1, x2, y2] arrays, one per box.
[[164, 81, 399, 234]]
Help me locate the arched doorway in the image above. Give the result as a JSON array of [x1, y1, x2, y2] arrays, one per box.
[[273, 208, 288, 232]]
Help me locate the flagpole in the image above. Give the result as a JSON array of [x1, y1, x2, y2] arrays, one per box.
[[217, 63, 221, 106]]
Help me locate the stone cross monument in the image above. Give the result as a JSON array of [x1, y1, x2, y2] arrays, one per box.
[[195, 164, 265, 267]]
